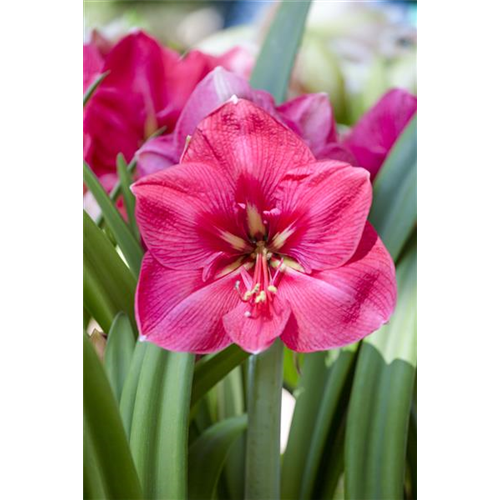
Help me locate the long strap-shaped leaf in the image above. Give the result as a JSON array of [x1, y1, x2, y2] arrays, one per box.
[[281, 351, 331, 499], [245, 341, 284, 500], [250, 0, 312, 104], [104, 312, 136, 402], [369, 115, 417, 261], [83, 211, 137, 333], [119, 340, 148, 439], [116, 153, 140, 240], [188, 415, 248, 500], [84, 333, 143, 499], [129, 343, 195, 499], [299, 345, 358, 499], [84, 161, 143, 277], [191, 345, 249, 409], [345, 240, 417, 500]]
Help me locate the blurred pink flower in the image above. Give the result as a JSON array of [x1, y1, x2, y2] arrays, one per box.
[[133, 99, 396, 354], [342, 89, 417, 178], [83, 31, 250, 183]]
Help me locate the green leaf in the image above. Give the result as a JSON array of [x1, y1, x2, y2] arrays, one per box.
[[245, 341, 284, 500], [84, 161, 143, 278], [119, 340, 148, 439], [83, 70, 109, 107], [369, 115, 417, 261], [83, 210, 137, 333], [250, 0, 312, 103], [216, 367, 246, 500], [345, 241, 417, 500], [129, 344, 195, 499], [84, 333, 143, 499], [299, 345, 358, 500], [282, 352, 331, 500], [191, 344, 249, 409], [316, 423, 347, 500], [117, 153, 140, 240], [188, 415, 248, 500], [283, 348, 302, 391], [104, 312, 136, 401]]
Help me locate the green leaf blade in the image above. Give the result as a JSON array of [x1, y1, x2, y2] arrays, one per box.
[[84, 333, 143, 499], [104, 312, 136, 401], [250, 0, 312, 103], [129, 344, 195, 499], [188, 415, 248, 500], [370, 116, 417, 261], [84, 161, 143, 277], [117, 153, 140, 240], [191, 345, 249, 409], [345, 242, 417, 500], [83, 210, 137, 333]]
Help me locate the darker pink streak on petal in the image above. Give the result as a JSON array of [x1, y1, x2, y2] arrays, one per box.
[[83, 43, 104, 92], [280, 223, 397, 352], [136, 253, 239, 353], [223, 299, 291, 354], [183, 99, 315, 198], [342, 89, 417, 178], [275, 161, 372, 271], [277, 93, 337, 157], [137, 67, 277, 176], [133, 162, 245, 270]]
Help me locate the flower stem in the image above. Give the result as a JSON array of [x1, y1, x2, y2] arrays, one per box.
[[245, 340, 284, 499]]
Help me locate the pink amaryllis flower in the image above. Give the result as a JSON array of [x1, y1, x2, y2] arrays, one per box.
[[137, 67, 416, 181], [83, 31, 251, 185], [133, 99, 397, 354]]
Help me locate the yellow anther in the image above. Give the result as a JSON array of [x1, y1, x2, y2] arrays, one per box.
[[254, 291, 267, 303], [243, 283, 260, 301], [267, 285, 277, 294]]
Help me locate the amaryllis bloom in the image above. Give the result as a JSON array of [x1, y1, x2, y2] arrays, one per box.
[[83, 31, 251, 183], [137, 67, 416, 181], [133, 99, 396, 354]]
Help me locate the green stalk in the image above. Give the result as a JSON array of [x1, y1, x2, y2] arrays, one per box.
[[245, 340, 284, 500]]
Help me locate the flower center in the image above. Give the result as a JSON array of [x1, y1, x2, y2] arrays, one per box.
[[235, 240, 284, 317]]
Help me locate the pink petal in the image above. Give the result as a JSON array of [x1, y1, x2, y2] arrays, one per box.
[[274, 161, 372, 271], [314, 142, 357, 164], [342, 88, 417, 178], [83, 43, 104, 92], [277, 93, 337, 157], [183, 98, 315, 199], [136, 135, 178, 177], [137, 68, 277, 176], [136, 252, 240, 353], [216, 46, 254, 79], [132, 161, 246, 270], [223, 299, 291, 354], [279, 223, 397, 352]]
